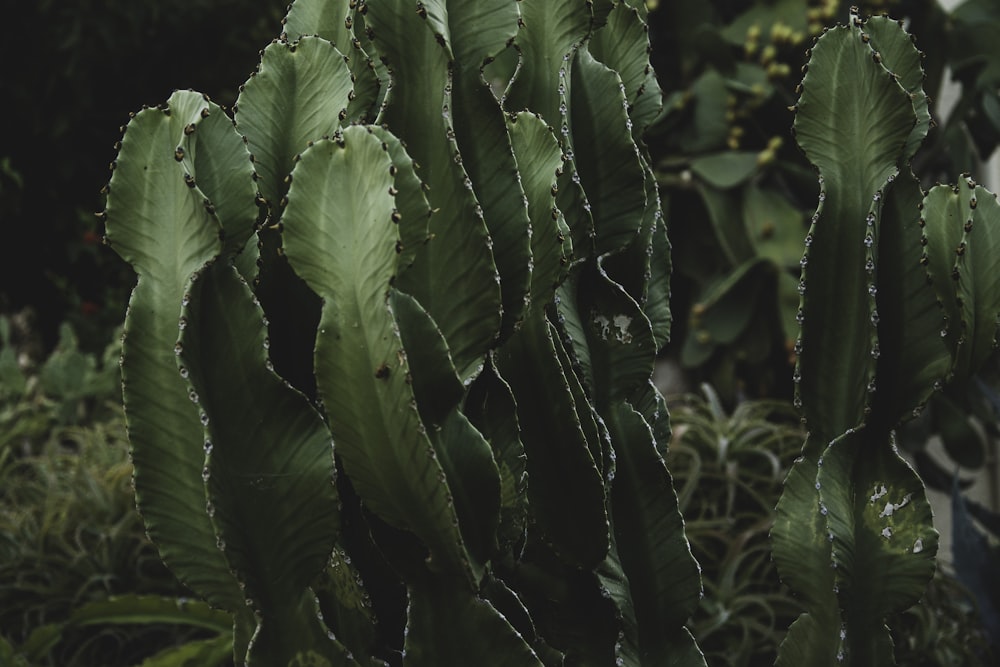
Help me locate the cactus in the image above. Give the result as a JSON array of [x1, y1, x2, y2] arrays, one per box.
[[103, 1, 703, 665], [772, 8, 1000, 666]]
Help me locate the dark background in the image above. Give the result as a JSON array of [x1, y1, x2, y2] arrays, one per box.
[[0, 0, 287, 352]]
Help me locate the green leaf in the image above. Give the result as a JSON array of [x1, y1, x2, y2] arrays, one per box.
[[608, 402, 703, 663], [402, 573, 544, 667], [505, 0, 592, 128], [695, 184, 755, 266], [430, 0, 520, 72], [863, 16, 932, 162], [389, 289, 462, 427], [450, 51, 532, 340], [921, 181, 1000, 382], [366, 0, 501, 381], [645, 213, 672, 350], [104, 92, 245, 613], [682, 259, 772, 367], [428, 408, 501, 571], [818, 428, 938, 664], [588, 2, 663, 143], [281, 1, 383, 124], [179, 263, 344, 664], [507, 112, 571, 310], [689, 152, 760, 189], [743, 184, 806, 270], [235, 36, 353, 214], [506, 0, 595, 254], [69, 595, 232, 632], [771, 435, 837, 616], [495, 313, 609, 568], [138, 635, 234, 667], [312, 544, 380, 662], [871, 171, 949, 427], [774, 613, 841, 667], [793, 18, 915, 443], [464, 359, 529, 553], [281, 127, 475, 586], [571, 47, 647, 256], [366, 125, 432, 275]]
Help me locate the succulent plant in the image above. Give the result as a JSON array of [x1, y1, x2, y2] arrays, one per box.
[[772, 8, 1000, 665], [101, 1, 703, 665]]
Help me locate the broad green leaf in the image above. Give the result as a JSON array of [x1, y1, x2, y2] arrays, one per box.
[[771, 435, 837, 614], [402, 574, 544, 667], [234, 36, 353, 214], [645, 212, 672, 350], [549, 304, 608, 472], [389, 289, 462, 427], [68, 595, 231, 632], [743, 183, 807, 270], [871, 171, 949, 427], [595, 543, 640, 665], [954, 182, 1000, 379], [579, 263, 656, 405], [505, 0, 592, 127], [608, 402, 703, 664], [428, 408, 502, 573], [365, 125, 431, 278], [496, 313, 609, 568], [864, 16, 932, 161], [312, 544, 380, 663], [571, 47, 647, 256], [173, 96, 258, 261], [450, 23, 533, 339], [793, 19, 915, 442], [588, 2, 663, 143], [681, 258, 772, 368], [506, 0, 595, 254], [818, 428, 938, 665], [179, 263, 344, 664], [429, 0, 520, 71], [508, 111, 571, 310], [601, 162, 659, 306], [774, 613, 842, 667], [677, 70, 730, 153], [282, 0, 352, 46], [366, 0, 501, 382], [104, 93, 245, 613], [281, 127, 475, 586], [464, 359, 529, 553], [922, 181, 1000, 381], [689, 152, 760, 189], [282, 0, 383, 124], [695, 184, 756, 266]]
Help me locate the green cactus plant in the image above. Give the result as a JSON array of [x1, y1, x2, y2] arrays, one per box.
[[772, 8, 1000, 665], [102, 0, 703, 665]]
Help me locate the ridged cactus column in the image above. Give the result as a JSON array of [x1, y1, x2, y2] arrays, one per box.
[[773, 9, 1000, 666], [102, 1, 704, 665]]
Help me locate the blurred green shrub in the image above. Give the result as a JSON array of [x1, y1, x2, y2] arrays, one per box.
[[1, 315, 121, 453], [647, 0, 1000, 400], [0, 413, 217, 666]]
